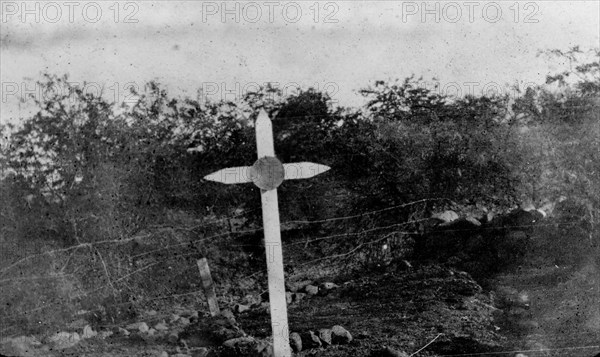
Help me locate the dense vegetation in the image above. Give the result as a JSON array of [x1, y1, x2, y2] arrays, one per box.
[[1, 47, 598, 335]]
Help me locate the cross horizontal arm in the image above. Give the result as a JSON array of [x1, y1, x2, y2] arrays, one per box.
[[204, 166, 252, 184], [283, 162, 331, 180]]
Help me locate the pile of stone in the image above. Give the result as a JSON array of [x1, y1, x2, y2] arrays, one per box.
[[235, 280, 340, 315], [0, 278, 344, 356], [289, 325, 353, 353], [285, 280, 340, 302]]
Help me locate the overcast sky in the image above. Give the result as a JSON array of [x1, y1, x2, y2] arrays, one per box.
[[1, 1, 599, 123]]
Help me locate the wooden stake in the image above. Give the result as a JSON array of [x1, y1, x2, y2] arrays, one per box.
[[197, 258, 220, 316]]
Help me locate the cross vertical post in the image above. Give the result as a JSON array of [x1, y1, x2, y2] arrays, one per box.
[[254, 111, 290, 356], [203, 109, 330, 357]]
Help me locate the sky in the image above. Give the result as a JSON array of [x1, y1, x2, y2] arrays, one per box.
[[1, 1, 599, 124]]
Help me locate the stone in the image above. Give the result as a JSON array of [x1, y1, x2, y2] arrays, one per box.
[[289, 332, 302, 352], [317, 328, 332, 346], [158, 351, 169, 357], [300, 331, 322, 348], [465, 216, 481, 226], [234, 304, 251, 313], [293, 292, 307, 303], [117, 327, 130, 336], [138, 323, 150, 333], [305, 285, 319, 295], [286, 292, 293, 304], [432, 210, 459, 223], [82, 324, 97, 339], [99, 330, 113, 339], [320, 282, 339, 290], [126, 321, 149, 333], [331, 325, 352, 344], [178, 317, 191, 326], [287, 280, 313, 293], [47, 331, 81, 350], [155, 321, 169, 331], [147, 328, 157, 336], [222, 336, 256, 354]]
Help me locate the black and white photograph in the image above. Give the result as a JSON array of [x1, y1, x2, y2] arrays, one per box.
[[1, 1, 599, 356]]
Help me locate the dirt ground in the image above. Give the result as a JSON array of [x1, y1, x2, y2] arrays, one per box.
[[238, 262, 505, 357], [48, 259, 599, 357], [4, 241, 599, 357], [490, 262, 600, 357]]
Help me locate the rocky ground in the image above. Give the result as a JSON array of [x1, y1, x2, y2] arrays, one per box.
[[2, 258, 599, 357], [0, 262, 508, 357], [2, 207, 599, 357]]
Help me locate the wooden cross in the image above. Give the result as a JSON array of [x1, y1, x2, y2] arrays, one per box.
[[204, 109, 330, 356]]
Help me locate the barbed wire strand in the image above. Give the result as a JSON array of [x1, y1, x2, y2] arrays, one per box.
[[1, 216, 590, 329], [0, 217, 427, 321], [0, 204, 595, 328], [0, 198, 438, 275], [0, 209, 586, 281]]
